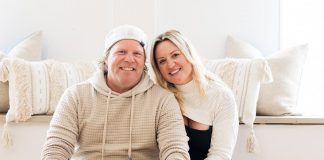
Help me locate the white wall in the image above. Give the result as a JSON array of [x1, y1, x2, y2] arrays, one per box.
[[234, 125, 324, 160], [0, 0, 113, 61], [0, 0, 279, 62], [0, 122, 49, 160], [155, 0, 279, 58]]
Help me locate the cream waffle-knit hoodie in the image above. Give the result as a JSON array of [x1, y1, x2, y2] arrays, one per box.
[[41, 70, 189, 160]]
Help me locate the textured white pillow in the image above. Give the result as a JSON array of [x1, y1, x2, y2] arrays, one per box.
[[226, 36, 263, 58], [0, 52, 9, 113], [205, 58, 272, 126], [0, 58, 97, 122], [226, 36, 309, 115], [0, 52, 6, 59], [0, 31, 42, 113], [7, 31, 42, 60]]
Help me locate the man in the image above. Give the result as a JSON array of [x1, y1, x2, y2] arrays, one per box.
[[41, 25, 190, 160]]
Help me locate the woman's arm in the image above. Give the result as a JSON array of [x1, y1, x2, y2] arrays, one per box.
[[206, 91, 239, 160]]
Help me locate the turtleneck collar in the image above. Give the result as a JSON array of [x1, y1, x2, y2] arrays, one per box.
[[176, 80, 197, 93]]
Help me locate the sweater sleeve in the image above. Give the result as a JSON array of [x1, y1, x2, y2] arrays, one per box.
[[41, 88, 79, 160], [157, 94, 190, 160], [205, 90, 239, 160]]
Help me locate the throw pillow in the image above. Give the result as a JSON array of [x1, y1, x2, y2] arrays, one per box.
[[0, 58, 97, 122], [0, 31, 42, 113], [225, 36, 308, 115], [205, 58, 272, 126], [205, 58, 273, 153]]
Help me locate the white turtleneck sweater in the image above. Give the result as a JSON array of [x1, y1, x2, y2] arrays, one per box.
[[176, 80, 239, 160]]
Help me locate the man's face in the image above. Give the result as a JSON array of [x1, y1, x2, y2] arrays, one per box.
[[105, 39, 145, 93]]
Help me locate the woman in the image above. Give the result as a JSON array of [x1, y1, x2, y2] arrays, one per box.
[[150, 30, 239, 160]]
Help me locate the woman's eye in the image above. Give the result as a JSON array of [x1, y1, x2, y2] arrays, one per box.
[[158, 59, 166, 65], [172, 53, 180, 58]]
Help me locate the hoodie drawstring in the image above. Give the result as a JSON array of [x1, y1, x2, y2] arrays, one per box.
[[101, 91, 111, 160], [100, 90, 135, 160], [128, 91, 135, 160]]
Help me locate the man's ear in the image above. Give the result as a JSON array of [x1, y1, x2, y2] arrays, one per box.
[[104, 52, 110, 63]]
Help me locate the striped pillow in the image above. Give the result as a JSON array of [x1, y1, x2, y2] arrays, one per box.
[[205, 58, 272, 126], [0, 58, 97, 122], [0, 31, 42, 113]]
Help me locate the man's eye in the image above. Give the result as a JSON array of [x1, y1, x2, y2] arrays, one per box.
[[117, 50, 126, 55], [134, 52, 143, 57]]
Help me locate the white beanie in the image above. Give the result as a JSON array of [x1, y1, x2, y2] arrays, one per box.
[[104, 24, 148, 53]]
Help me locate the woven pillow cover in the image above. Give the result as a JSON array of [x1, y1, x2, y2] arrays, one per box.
[[0, 58, 96, 122]]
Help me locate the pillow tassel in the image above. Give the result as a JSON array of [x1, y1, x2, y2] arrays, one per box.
[[0, 61, 9, 82], [247, 127, 259, 153], [1, 123, 13, 148]]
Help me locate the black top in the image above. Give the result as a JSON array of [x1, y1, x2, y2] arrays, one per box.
[[185, 126, 213, 160]]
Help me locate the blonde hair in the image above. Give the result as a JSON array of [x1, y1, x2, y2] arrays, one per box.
[[150, 30, 217, 113]]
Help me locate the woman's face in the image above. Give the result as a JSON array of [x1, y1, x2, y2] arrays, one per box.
[[154, 40, 193, 85]]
